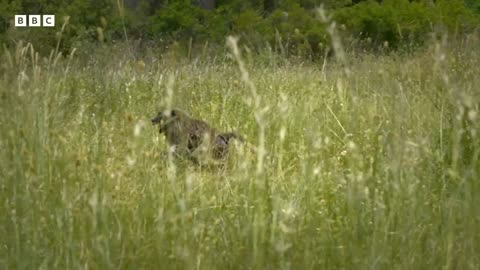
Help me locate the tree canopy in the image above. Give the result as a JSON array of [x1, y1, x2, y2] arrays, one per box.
[[1, 0, 479, 56]]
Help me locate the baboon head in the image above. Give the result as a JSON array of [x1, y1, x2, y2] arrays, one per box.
[[151, 109, 182, 133]]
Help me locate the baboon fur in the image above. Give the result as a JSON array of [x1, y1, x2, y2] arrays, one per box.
[[151, 108, 244, 163]]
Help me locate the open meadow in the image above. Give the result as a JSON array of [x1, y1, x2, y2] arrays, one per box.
[[1, 35, 479, 269]]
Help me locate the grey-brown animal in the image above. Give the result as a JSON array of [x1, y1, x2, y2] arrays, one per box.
[[151, 108, 244, 163]]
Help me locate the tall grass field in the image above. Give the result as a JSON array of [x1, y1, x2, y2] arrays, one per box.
[[1, 34, 479, 269]]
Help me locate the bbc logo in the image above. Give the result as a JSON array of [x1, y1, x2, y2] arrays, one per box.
[[15, 15, 55, 27]]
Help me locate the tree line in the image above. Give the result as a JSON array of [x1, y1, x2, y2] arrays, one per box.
[[1, 0, 479, 57]]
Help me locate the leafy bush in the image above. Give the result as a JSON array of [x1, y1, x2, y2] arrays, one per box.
[[435, 0, 480, 33], [150, 1, 206, 40], [334, 0, 480, 49], [266, 3, 329, 57], [229, 2, 327, 58], [0, 0, 479, 57]]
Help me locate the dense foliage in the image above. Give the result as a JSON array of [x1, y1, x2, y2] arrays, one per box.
[[1, 0, 479, 56]]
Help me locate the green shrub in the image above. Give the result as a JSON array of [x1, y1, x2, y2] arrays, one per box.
[[335, 0, 480, 49], [435, 0, 480, 33], [264, 3, 328, 57], [1, 0, 479, 58], [231, 9, 271, 52]]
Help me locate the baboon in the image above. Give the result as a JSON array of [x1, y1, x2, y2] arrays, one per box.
[[151, 108, 244, 163]]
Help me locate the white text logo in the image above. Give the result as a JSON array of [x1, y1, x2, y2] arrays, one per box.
[[15, 15, 55, 27]]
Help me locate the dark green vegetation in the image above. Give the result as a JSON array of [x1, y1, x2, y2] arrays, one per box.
[[1, 0, 480, 56]]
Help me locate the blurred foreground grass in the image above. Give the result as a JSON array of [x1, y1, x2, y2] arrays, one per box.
[[0, 36, 479, 269]]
